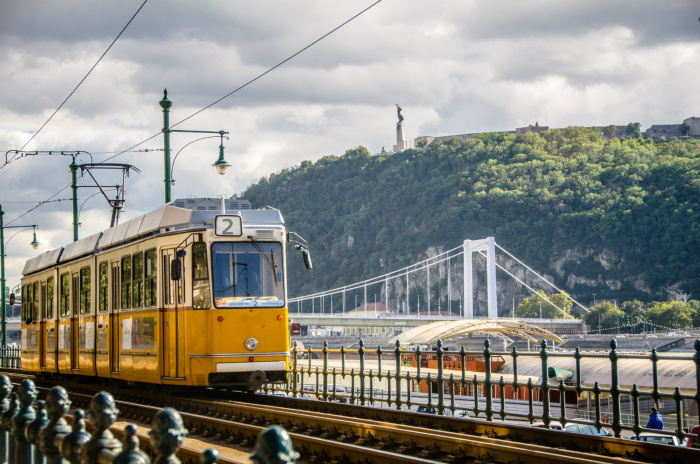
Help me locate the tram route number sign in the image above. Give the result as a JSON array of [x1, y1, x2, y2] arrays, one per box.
[[215, 215, 243, 237]]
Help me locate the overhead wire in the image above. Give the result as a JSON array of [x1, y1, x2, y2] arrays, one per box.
[[12, 0, 149, 157], [6, 0, 383, 227], [101, 0, 383, 163]]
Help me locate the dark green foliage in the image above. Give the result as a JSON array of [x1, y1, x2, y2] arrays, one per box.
[[626, 122, 642, 138], [240, 129, 700, 303]]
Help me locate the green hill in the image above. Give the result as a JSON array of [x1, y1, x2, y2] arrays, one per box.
[[240, 128, 700, 315]]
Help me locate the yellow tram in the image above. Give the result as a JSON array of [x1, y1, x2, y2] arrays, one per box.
[[19, 198, 310, 391]]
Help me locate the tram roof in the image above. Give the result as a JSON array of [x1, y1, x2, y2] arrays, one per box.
[[22, 198, 283, 276]]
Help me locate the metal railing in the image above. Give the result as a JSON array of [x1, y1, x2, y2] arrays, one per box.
[[1, 379, 223, 464], [275, 338, 700, 444], [0, 346, 20, 368]]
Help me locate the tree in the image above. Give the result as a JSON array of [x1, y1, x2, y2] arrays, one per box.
[[625, 122, 642, 138], [515, 291, 572, 319], [602, 125, 617, 139], [646, 301, 695, 329], [620, 300, 646, 325], [679, 123, 690, 136], [582, 302, 626, 332]]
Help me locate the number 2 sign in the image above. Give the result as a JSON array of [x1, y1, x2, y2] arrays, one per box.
[[215, 215, 243, 236]]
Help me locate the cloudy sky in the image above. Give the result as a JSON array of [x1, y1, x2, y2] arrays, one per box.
[[1, 0, 699, 287]]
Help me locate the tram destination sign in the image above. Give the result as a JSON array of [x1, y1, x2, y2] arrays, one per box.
[[214, 215, 243, 236]]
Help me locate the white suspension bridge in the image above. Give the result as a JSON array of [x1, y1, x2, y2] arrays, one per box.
[[289, 237, 590, 329]]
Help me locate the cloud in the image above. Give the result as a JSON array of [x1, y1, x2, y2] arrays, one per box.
[[1, 0, 699, 287]]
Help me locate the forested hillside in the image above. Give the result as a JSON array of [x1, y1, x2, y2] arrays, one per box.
[[240, 128, 700, 314]]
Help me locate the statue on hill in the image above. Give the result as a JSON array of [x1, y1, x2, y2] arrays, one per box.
[[396, 104, 404, 123]]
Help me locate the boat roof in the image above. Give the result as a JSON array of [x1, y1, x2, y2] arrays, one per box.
[[23, 198, 283, 276]]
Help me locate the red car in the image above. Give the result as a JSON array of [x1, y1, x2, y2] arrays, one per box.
[[688, 426, 700, 448]]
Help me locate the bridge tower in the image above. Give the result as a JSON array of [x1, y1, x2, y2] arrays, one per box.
[[463, 237, 497, 319]]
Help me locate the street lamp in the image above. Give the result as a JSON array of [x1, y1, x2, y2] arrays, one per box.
[[0, 204, 39, 348], [160, 89, 230, 203]]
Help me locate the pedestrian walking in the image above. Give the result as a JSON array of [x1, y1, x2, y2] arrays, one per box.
[[646, 407, 663, 430]]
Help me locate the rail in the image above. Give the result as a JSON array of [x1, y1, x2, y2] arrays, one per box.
[[280, 338, 700, 446]]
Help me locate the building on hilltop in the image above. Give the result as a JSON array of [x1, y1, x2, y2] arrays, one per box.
[[515, 122, 548, 135], [644, 124, 684, 139], [411, 117, 700, 151], [683, 117, 700, 137]]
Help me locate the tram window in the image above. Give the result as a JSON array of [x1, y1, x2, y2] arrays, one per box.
[[47, 277, 54, 319], [32, 282, 39, 320], [211, 242, 284, 308], [59, 273, 70, 317], [121, 255, 132, 310], [133, 252, 144, 308], [192, 242, 211, 309], [79, 267, 91, 314], [98, 262, 108, 313], [21, 285, 28, 321], [162, 255, 171, 305], [144, 248, 157, 307]]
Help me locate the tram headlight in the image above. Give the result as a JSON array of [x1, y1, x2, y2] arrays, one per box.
[[245, 338, 259, 351]]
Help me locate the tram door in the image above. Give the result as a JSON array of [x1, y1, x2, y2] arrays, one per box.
[[110, 262, 120, 373], [70, 272, 79, 370], [40, 282, 47, 368], [161, 249, 185, 379]]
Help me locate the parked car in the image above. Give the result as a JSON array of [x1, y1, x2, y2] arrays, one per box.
[[630, 433, 681, 447], [416, 405, 453, 416], [532, 421, 611, 436], [687, 425, 700, 448]]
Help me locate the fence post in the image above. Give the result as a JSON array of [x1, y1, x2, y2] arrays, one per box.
[[26, 399, 48, 464], [484, 340, 493, 422], [358, 340, 366, 406], [694, 340, 700, 431], [322, 341, 328, 401], [631, 384, 641, 437], [650, 348, 660, 409], [250, 425, 299, 464], [80, 392, 122, 463], [574, 348, 582, 398], [673, 387, 684, 443], [0, 375, 11, 464], [609, 340, 622, 438], [394, 341, 403, 411], [539, 340, 551, 427], [511, 346, 519, 400], [593, 382, 602, 433], [291, 341, 298, 395], [527, 379, 534, 423], [60, 409, 89, 464], [437, 340, 445, 415], [11, 379, 37, 464], [112, 424, 150, 464], [38, 386, 72, 464], [2, 393, 18, 464], [150, 409, 186, 464]]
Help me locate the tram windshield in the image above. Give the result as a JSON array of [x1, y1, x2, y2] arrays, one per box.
[[211, 242, 284, 308]]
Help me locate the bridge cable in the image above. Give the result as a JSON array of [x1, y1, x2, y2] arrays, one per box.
[[495, 243, 590, 313]]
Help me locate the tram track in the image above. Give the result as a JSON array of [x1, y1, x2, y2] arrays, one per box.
[[6, 372, 698, 464]]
